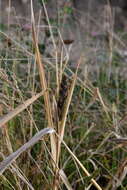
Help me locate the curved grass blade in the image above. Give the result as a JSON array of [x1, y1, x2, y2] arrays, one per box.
[[0, 128, 55, 174]]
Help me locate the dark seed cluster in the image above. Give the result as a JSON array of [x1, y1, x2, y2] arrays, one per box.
[[57, 75, 70, 120]]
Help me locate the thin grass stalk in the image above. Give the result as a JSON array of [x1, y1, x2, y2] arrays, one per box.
[[31, 17, 57, 161], [0, 91, 44, 128], [3, 130, 23, 190], [0, 174, 15, 189], [96, 87, 110, 119], [55, 51, 59, 97], [53, 62, 80, 189], [106, 1, 114, 81], [57, 61, 80, 161], [7, 164, 35, 190], [56, 133, 103, 190], [30, 3, 57, 189]]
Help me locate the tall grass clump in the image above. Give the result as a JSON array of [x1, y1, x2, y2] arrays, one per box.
[[0, 0, 127, 189]]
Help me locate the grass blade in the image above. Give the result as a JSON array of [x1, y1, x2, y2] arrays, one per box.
[[30, 0, 57, 166], [0, 128, 55, 174], [0, 91, 44, 128], [56, 132, 102, 190], [59, 169, 73, 190]]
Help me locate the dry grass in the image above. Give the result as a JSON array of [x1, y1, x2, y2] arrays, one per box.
[[0, 1, 127, 190]]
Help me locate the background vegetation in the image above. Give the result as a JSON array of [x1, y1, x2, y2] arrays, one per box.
[[0, 0, 127, 189]]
